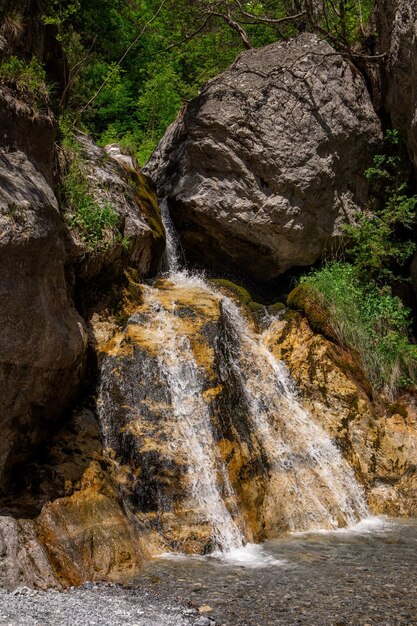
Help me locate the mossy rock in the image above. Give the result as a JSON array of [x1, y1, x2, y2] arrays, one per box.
[[248, 301, 263, 312], [267, 302, 286, 315], [210, 279, 252, 305], [123, 269, 143, 305], [287, 284, 336, 340], [131, 171, 165, 241]]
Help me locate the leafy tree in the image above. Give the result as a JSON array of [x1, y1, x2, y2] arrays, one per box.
[[41, 0, 377, 163]]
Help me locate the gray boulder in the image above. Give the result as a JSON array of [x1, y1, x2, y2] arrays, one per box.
[[0, 516, 60, 590], [145, 33, 381, 282]]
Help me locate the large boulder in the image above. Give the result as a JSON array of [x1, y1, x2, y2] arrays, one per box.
[[145, 33, 381, 282], [373, 0, 417, 168]]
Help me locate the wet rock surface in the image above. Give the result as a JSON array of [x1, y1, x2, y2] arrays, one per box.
[[146, 33, 381, 281], [0, 519, 415, 625]]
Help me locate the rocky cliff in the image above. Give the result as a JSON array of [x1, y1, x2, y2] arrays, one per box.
[[0, 2, 87, 492], [0, 0, 164, 587], [373, 0, 417, 169]]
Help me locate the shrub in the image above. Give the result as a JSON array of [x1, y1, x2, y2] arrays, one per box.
[[60, 121, 120, 251], [0, 55, 50, 104], [300, 263, 417, 398], [343, 130, 417, 283]]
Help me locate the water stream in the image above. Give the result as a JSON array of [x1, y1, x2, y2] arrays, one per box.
[[153, 303, 245, 553], [102, 199, 371, 555]]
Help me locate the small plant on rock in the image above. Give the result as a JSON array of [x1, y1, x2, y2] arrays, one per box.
[[300, 263, 417, 399], [60, 120, 120, 251], [0, 55, 50, 105]]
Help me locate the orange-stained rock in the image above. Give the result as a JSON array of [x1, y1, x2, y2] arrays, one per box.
[[37, 461, 145, 587], [265, 311, 417, 516]]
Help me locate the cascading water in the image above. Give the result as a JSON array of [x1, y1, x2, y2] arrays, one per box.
[[100, 197, 370, 557], [220, 296, 369, 531], [148, 299, 245, 553], [159, 199, 183, 274], [159, 199, 368, 534]]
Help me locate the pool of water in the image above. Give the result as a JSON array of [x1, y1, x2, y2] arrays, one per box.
[[134, 517, 417, 626]]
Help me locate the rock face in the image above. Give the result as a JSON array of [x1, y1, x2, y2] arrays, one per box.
[[279, 302, 417, 517], [145, 33, 381, 281], [0, 98, 87, 492], [0, 516, 60, 590], [0, 410, 145, 589], [98, 277, 416, 556], [65, 136, 165, 281], [373, 0, 417, 168]]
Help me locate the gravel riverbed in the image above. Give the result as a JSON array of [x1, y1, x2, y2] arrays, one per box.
[[0, 518, 416, 626]]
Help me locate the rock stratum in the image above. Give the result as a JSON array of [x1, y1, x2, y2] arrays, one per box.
[[146, 33, 382, 282]]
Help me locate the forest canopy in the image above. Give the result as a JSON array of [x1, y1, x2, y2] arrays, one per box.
[[42, 0, 375, 163]]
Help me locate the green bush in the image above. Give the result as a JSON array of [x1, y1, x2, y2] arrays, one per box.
[[0, 56, 50, 104], [60, 122, 120, 250], [343, 130, 417, 283], [300, 263, 417, 398]]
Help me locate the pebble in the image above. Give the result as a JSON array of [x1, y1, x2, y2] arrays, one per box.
[[193, 618, 213, 626]]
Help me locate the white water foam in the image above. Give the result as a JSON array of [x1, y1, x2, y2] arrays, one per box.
[[148, 298, 245, 553], [292, 515, 394, 537], [158, 543, 285, 568]]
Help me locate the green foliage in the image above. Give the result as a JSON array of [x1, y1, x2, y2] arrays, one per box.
[[301, 263, 417, 398], [0, 56, 49, 105], [343, 130, 417, 283], [41, 1, 376, 162], [60, 120, 120, 251], [38, 0, 375, 164], [320, 0, 374, 47]]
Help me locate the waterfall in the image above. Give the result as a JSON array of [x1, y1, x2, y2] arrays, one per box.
[[159, 199, 183, 274], [150, 300, 245, 552], [219, 296, 369, 531], [158, 201, 368, 532], [100, 198, 370, 557]]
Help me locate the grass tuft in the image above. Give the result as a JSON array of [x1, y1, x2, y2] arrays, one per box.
[[300, 262, 417, 399]]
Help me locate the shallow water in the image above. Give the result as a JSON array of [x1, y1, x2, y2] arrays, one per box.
[[0, 518, 415, 625], [135, 517, 417, 626]]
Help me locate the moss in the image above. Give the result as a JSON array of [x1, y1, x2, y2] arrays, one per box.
[[211, 279, 252, 305], [128, 170, 165, 241], [389, 402, 408, 419], [267, 302, 285, 314], [123, 269, 143, 305]]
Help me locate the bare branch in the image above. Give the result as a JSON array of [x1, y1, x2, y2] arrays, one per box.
[[209, 7, 253, 49], [233, 0, 306, 26]]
